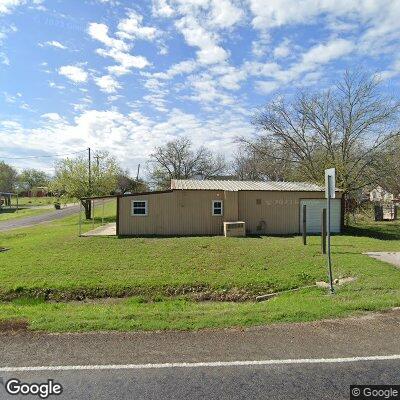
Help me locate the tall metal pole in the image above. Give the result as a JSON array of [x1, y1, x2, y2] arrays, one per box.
[[88, 147, 92, 195], [92, 199, 95, 230], [79, 202, 82, 237], [136, 164, 141, 181], [102, 198, 105, 226], [302, 205, 307, 245], [327, 175, 334, 294], [321, 208, 327, 254]]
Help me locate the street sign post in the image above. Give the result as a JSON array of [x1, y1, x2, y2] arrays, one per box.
[[325, 168, 335, 294]]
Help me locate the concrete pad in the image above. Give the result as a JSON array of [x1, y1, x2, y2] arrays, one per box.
[[364, 252, 400, 268], [82, 223, 116, 237]]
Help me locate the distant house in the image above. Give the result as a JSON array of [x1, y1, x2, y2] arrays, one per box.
[[27, 186, 49, 197], [369, 186, 394, 203], [116, 179, 342, 236]]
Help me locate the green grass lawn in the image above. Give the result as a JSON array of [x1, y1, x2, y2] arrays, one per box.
[[0, 207, 399, 332]]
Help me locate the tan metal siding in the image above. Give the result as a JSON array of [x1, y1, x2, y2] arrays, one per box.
[[119, 190, 227, 236], [223, 191, 239, 221], [238, 191, 342, 235], [119, 189, 342, 236]]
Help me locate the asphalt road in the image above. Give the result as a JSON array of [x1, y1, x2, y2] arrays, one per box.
[[0, 310, 399, 399], [0, 205, 81, 232], [0, 359, 399, 400]]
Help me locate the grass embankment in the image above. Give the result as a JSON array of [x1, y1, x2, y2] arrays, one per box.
[[0, 205, 399, 332]]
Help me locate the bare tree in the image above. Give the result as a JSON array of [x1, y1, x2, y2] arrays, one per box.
[[233, 140, 295, 181], [116, 170, 149, 194], [379, 137, 400, 197], [148, 137, 227, 189], [245, 71, 400, 194]]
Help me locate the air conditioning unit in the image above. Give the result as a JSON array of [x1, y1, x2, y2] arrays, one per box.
[[223, 221, 246, 237]]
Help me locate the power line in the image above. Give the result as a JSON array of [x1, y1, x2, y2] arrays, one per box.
[[0, 149, 87, 160]]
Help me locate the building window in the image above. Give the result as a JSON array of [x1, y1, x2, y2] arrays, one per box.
[[132, 200, 148, 216], [256, 198, 261, 205], [212, 200, 223, 216]]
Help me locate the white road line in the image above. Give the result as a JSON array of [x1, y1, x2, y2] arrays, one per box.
[[1, 355, 400, 373]]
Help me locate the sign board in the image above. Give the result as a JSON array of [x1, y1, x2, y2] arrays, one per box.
[[325, 168, 336, 199]]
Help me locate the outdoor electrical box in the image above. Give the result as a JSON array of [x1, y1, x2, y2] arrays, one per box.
[[223, 221, 246, 237]]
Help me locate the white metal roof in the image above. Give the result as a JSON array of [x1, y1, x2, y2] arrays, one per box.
[[170, 179, 325, 192]]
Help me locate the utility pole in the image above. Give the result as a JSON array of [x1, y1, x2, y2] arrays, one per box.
[[88, 147, 92, 195], [136, 164, 141, 181], [94, 154, 100, 168]]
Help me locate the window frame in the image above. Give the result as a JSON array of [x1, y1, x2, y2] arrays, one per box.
[[131, 200, 148, 217], [212, 199, 223, 216]]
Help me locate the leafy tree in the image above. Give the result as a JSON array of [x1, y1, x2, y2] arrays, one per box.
[[50, 151, 120, 219], [148, 137, 227, 189], [0, 161, 18, 193], [18, 168, 50, 191]]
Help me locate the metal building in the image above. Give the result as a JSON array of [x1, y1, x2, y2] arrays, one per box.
[[117, 179, 342, 236]]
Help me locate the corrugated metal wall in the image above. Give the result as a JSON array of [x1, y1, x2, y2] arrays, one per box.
[[119, 190, 230, 236], [238, 191, 342, 234], [119, 190, 342, 236]]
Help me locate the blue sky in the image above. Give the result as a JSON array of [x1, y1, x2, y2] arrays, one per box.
[[0, 0, 399, 175]]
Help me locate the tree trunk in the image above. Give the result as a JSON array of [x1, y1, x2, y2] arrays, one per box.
[[81, 199, 92, 220]]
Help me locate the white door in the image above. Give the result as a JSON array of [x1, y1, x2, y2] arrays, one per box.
[[300, 199, 341, 233]]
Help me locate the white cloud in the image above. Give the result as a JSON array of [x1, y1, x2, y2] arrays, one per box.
[[94, 75, 121, 93], [97, 48, 150, 70], [296, 38, 353, 71], [273, 38, 291, 58], [0, 52, 10, 65], [0, 0, 24, 14], [58, 65, 88, 83], [251, 32, 270, 58], [209, 0, 244, 28], [88, 21, 150, 74], [175, 16, 228, 64], [117, 10, 158, 41], [0, 107, 253, 171], [39, 40, 67, 50], [146, 59, 198, 80], [49, 81, 66, 90], [152, 0, 174, 17], [255, 80, 279, 94], [143, 93, 168, 112], [88, 22, 129, 52], [188, 73, 235, 105], [380, 57, 400, 80], [248, 0, 355, 30], [41, 112, 63, 121], [248, 0, 400, 58]]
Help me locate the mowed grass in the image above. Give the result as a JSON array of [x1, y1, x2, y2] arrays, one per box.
[[0, 205, 399, 332]]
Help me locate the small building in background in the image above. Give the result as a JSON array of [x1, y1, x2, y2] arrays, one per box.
[[27, 186, 49, 197], [370, 186, 394, 203]]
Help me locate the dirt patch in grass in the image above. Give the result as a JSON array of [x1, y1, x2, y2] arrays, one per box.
[[0, 319, 29, 332], [1, 285, 286, 303]]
